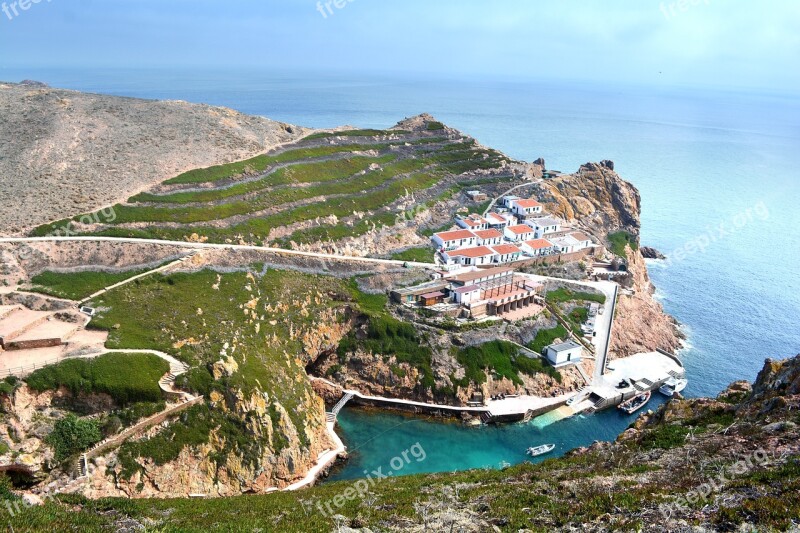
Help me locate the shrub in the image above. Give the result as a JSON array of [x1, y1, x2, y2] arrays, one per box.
[[528, 323, 569, 354], [47, 414, 102, 461], [26, 353, 168, 405], [608, 231, 638, 257]]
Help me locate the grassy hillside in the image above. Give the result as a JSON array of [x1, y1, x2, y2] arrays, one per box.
[[30, 125, 512, 247]]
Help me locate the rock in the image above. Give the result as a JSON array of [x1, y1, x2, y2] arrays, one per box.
[[211, 356, 239, 380], [19, 80, 48, 88], [763, 421, 797, 433], [640, 246, 666, 260]]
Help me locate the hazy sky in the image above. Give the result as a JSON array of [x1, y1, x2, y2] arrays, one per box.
[[1, 0, 798, 91]]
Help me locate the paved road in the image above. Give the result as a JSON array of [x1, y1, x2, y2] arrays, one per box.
[[0, 236, 437, 270]]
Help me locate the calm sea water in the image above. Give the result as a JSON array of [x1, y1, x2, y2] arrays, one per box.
[[4, 68, 799, 478]]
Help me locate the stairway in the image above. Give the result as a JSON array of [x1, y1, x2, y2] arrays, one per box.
[[331, 392, 354, 417]]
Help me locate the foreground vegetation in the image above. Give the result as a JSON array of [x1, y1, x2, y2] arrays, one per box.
[[4, 354, 799, 532]]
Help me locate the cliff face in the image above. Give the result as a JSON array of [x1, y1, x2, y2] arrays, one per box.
[[0, 82, 306, 236], [542, 160, 683, 358]]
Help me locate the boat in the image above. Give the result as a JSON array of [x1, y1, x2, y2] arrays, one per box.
[[618, 391, 651, 415], [659, 377, 688, 397], [526, 444, 556, 457]]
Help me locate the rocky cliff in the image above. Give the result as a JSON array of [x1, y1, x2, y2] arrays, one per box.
[[542, 160, 683, 358]]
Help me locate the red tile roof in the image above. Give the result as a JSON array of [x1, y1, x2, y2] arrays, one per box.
[[474, 229, 502, 239], [524, 238, 555, 250], [513, 199, 542, 209], [507, 224, 534, 235], [446, 246, 496, 258], [492, 244, 522, 255], [435, 229, 476, 241]]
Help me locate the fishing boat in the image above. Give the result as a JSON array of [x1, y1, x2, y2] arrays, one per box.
[[659, 377, 688, 397], [618, 391, 651, 415], [526, 444, 556, 457]]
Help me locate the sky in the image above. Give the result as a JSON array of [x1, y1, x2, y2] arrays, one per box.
[[0, 0, 799, 92]]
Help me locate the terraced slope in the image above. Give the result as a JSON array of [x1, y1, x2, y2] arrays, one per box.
[[30, 118, 515, 249]]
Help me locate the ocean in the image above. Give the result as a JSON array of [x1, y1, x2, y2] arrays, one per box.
[[4, 67, 799, 479]]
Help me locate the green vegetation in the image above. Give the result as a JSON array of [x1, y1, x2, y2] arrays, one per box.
[[117, 403, 264, 477], [389, 246, 435, 263], [426, 121, 445, 131], [30, 131, 512, 250], [163, 143, 397, 185], [337, 315, 434, 389], [301, 128, 400, 140], [608, 230, 638, 257], [26, 353, 168, 405], [546, 287, 606, 305], [528, 322, 569, 354], [47, 414, 102, 461], [0, 376, 18, 395], [454, 340, 560, 386], [29, 268, 155, 301]]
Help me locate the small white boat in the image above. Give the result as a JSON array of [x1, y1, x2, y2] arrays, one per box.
[[618, 391, 651, 415], [659, 377, 688, 397], [526, 444, 556, 457]]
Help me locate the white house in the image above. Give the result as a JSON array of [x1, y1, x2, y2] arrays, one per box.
[[473, 229, 503, 247], [455, 214, 490, 231], [550, 234, 581, 254], [441, 246, 497, 266], [501, 195, 521, 208], [521, 238, 556, 257], [569, 231, 594, 250], [527, 217, 562, 238], [491, 244, 523, 263], [545, 340, 583, 366], [486, 212, 514, 230], [432, 229, 477, 251], [503, 224, 536, 242], [509, 198, 543, 218], [453, 284, 482, 305]]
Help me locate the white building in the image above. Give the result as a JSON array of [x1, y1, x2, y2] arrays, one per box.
[[521, 238, 556, 257], [503, 224, 536, 242], [550, 234, 581, 254], [441, 246, 497, 266], [455, 214, 491, 231], [501, 195, 521, 208], [545, 340, 583, 366], [509, 198, 543, 218], [473, 229, 503, 247], [491, 244, 523, 263], [486, 212, 514, 230], [453, 284, 482, 305], [432, 229, 477, 251], [526, 217, 563, 239], [569, 231, 594, 250]]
